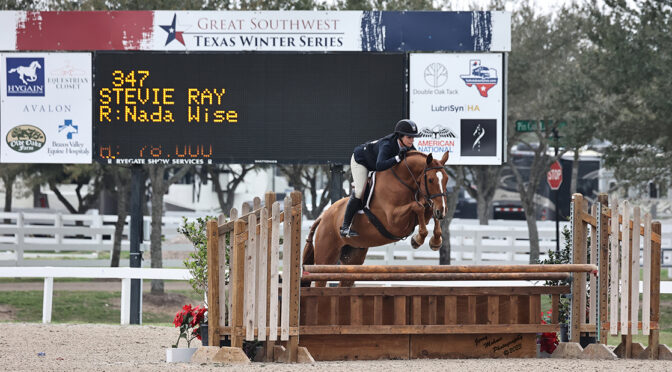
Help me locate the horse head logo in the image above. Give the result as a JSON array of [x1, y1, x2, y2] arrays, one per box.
[[58, 120, 78, 140], [8, 60, 42, 85], [472, 124, 485, 151]]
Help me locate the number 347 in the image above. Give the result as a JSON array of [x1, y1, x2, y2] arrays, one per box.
[[112, 70, 149, 87]]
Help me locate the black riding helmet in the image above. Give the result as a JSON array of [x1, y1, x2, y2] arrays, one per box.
[[394, 119, 420, 137]]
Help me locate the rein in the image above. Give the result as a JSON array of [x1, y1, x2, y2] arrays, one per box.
[[390, 155, 446, 209]]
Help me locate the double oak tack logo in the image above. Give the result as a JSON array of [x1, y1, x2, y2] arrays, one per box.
[[6, 125, 46, 153]]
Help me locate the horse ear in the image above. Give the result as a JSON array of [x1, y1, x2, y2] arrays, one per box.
[[440, 151, 450, 165], [426, 153, 433, 165]]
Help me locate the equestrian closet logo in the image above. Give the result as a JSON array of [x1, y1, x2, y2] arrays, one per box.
[[6, 57, 45, 97], [460, 119, 496, 156]]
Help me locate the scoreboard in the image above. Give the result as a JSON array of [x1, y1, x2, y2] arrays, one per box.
[[94, 53, 406, 164]]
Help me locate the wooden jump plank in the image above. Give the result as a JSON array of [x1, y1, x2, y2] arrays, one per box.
[[467, 296, 476, 324], [280, 196, 292, 341], [444, 296, 456, 325], [604, 209, 662, 244], [330, 297, 340, 325], [302, 272, 571, 282], [643, 213, 652, 336], [394, 296, 406, 325], [268, 202, 281, 341], [589, 204, 597, 326], [552, 294, 559, 324], [231, 219, 247, 348], [610, 195, 619, 336], [598, 194, 609, 344], [301, 286, 571, 297], [631, 206, 640, 336], [244, 213, 257, 341], [226, 209, 238, 328], [571, 194, 587, 343], [299, 324, 561, 335], [428, 296, 437, 325], [351, 296, 364, 325], [304, 264, 597, 273], [412, 296, 422, 325], [288, 191, 303, 363], [256, 207, 269, 341], [650, 222, 662, 359], [374, 296, 383, 325], [206, 219, 220, 346], [487, 296, 499, 325], [621, 201, 630, 336]]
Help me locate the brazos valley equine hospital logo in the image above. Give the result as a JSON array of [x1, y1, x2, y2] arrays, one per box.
[[6, 124, 46, 153], [460, 60, 497, 98], [6, 58, 45, 96]]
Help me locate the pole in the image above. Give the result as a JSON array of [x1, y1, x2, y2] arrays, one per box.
[[130, 165, 144, 324], [554, 128, 560, 255], [330, 164, 344, 204]]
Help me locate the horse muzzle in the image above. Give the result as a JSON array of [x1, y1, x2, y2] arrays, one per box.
[[434, 209, 445, 220]]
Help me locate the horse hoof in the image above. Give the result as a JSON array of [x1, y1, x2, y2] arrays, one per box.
[[411, 236, 421, 249], [429, 238, 442, 251]]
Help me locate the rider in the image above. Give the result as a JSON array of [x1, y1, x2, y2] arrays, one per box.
[[340, 119, 420, 237]]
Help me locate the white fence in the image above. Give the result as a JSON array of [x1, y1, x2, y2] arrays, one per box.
[[1, 212, 671, 268], [0, 267, 191, 324]]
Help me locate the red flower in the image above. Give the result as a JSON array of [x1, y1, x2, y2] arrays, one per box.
[[173, 304, 207, 348]]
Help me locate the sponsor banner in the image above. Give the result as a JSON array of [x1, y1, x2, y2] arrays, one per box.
[[409, 53, 504, 165], [0, 10, 511, 52], [0, 53, 92, 163]]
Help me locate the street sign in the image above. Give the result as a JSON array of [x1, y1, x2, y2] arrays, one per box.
[[547, 161, 563, 190], [515, 120, 567, 132]]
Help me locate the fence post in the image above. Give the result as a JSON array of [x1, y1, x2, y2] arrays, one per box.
[[121, 278, 131, 325], [288, 191, 302, 362], [231, 218, 247, 349], [649, 222, 661, 359], [42, 277, 53, 323], [597, 193, 609, 344], [570, 193, 587, 343], [16, 212, 24, 265]]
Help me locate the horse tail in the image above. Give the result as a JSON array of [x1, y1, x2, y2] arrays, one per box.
[[302, 216, 321, 266]]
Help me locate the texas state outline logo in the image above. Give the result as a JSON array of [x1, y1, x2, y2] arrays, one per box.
[[459, 59, 498, 98]]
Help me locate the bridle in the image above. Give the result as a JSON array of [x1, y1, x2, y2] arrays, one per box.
[[391, 156, 447, 209]]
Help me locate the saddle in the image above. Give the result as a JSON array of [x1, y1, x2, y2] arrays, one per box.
[[353, 172, 406, 241]]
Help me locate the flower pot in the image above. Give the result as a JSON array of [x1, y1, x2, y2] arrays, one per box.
[[559, 324, 569, 342], [200, 323, 208, 346], [166, 347, 197, 363]]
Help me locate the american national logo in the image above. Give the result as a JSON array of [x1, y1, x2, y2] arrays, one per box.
[[6, 57, 45, 97], [6, 124, 46, 153], [460, 59, 498, 98]]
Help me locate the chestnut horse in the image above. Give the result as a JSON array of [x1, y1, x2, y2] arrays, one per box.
[[302, 151, 450, 286]]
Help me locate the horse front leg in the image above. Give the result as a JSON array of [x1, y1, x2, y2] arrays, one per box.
[[428, 217, 442, 251], [411, 206, 429, 249]]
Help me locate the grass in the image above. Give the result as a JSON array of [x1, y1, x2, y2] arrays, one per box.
[[0, 289, 202, 325]]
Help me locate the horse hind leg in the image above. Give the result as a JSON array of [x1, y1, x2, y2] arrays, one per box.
[[338, 245, 369, 287]]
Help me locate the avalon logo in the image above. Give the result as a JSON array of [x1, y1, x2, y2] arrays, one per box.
[[6, 124, 46, 153], [424, 63, 448, 88]]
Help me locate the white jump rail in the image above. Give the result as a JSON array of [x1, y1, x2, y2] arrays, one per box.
[[0, 267, 192, 325]]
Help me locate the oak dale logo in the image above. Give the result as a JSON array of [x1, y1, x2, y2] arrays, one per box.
[[6, 125, 46, 153], [6, 58, 45, 97]]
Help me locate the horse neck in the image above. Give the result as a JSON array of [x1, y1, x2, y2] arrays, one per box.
[[396, 154, 426, 183]]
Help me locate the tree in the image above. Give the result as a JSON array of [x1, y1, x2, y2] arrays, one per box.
[[583, 0, 672, 191], [25, 164, 103, 214], [146, 164, 193, 294], [0, 165, 25, 213], [278, 165, 331, 219], [506, 3, 591, 263], [463, 166, 503, 224], [206, 164, 256, 214], [438, 166, 465, 264]]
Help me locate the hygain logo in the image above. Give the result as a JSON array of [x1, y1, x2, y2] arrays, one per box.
[[6, 58, 45, 97], [6, 125, 46, 153], [424, 63, 448, 88]]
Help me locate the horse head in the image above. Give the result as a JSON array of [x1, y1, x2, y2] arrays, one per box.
[[403, 151, 450, 220], [419, 151, 450, 220]]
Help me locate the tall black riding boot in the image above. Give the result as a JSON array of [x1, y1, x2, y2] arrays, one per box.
[[340, 196, 362, 237]]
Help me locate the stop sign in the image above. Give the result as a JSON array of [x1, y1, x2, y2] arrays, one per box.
[[547, 161, 563, 190]]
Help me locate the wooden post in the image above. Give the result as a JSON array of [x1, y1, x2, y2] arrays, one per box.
[[610, 196, 619, 336], [621, 201, 631, 357], [643, 213, 652, 336], [597, 194, 609, 344], [206, 219, 220, 346], [589, 204, 597, 329], [266, 195, 279, 362], [570, 193, 587, 343], [288, 191, 302, 362], [231, 219, 247, 348], [631, 207, 640, 336], [217, 214, 227, 334], [280, 195, 292, 342], [244, 214, 258, 341], [257, 208, 269, 341], [227, 208, 238, 330], [649, 222, 661, 359]]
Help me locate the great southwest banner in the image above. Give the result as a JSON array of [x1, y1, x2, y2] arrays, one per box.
[[0, 11, 511, 52]]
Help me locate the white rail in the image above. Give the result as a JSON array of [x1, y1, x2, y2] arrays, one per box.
[[0, 267, 192, 324]]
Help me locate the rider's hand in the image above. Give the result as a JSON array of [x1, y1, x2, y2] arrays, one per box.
[[398, 147, 408, 160]]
